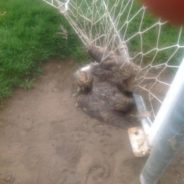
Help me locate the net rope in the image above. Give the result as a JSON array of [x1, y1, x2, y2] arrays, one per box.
[[43, 0, 184, 120]]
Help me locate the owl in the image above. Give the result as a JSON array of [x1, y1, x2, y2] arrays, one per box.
[[87, 45, 115, 63], [74, 63, 97, 93], [111, 93, 134, 112]]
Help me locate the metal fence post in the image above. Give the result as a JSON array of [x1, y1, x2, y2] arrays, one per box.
[[140, 59, 184, 184]]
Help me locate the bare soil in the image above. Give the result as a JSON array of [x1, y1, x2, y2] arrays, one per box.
[[0, 60, 183, 184]]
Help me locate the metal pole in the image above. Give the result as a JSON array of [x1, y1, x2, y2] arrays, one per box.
[[133, 93, 152, 136], [140, 59, 184, 184]]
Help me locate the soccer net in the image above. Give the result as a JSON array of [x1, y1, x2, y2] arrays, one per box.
[[43, 0, 184, 121]]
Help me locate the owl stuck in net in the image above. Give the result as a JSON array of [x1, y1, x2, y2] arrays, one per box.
[[73, 45, 140, 125], [74, 65, 94, 93]]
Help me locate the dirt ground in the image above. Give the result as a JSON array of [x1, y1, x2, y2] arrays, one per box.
[[0, 60, 184, 184]]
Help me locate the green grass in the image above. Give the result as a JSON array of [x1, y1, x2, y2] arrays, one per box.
[[1, 0, 184, 100], [73, 0, 184, 65], [118, 0, 184, 65], [0, 0, 87, 100]]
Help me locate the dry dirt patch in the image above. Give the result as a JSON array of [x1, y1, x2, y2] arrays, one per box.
[[0, 60, 183, 184]]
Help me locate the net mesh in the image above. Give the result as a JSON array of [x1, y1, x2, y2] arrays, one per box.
[[43, 0, 184, 120]]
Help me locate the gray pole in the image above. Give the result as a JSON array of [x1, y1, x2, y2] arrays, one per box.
[[140, 60, 184, 184]]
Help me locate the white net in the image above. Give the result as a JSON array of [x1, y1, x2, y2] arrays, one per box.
[[43, 0, 184, 120]]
